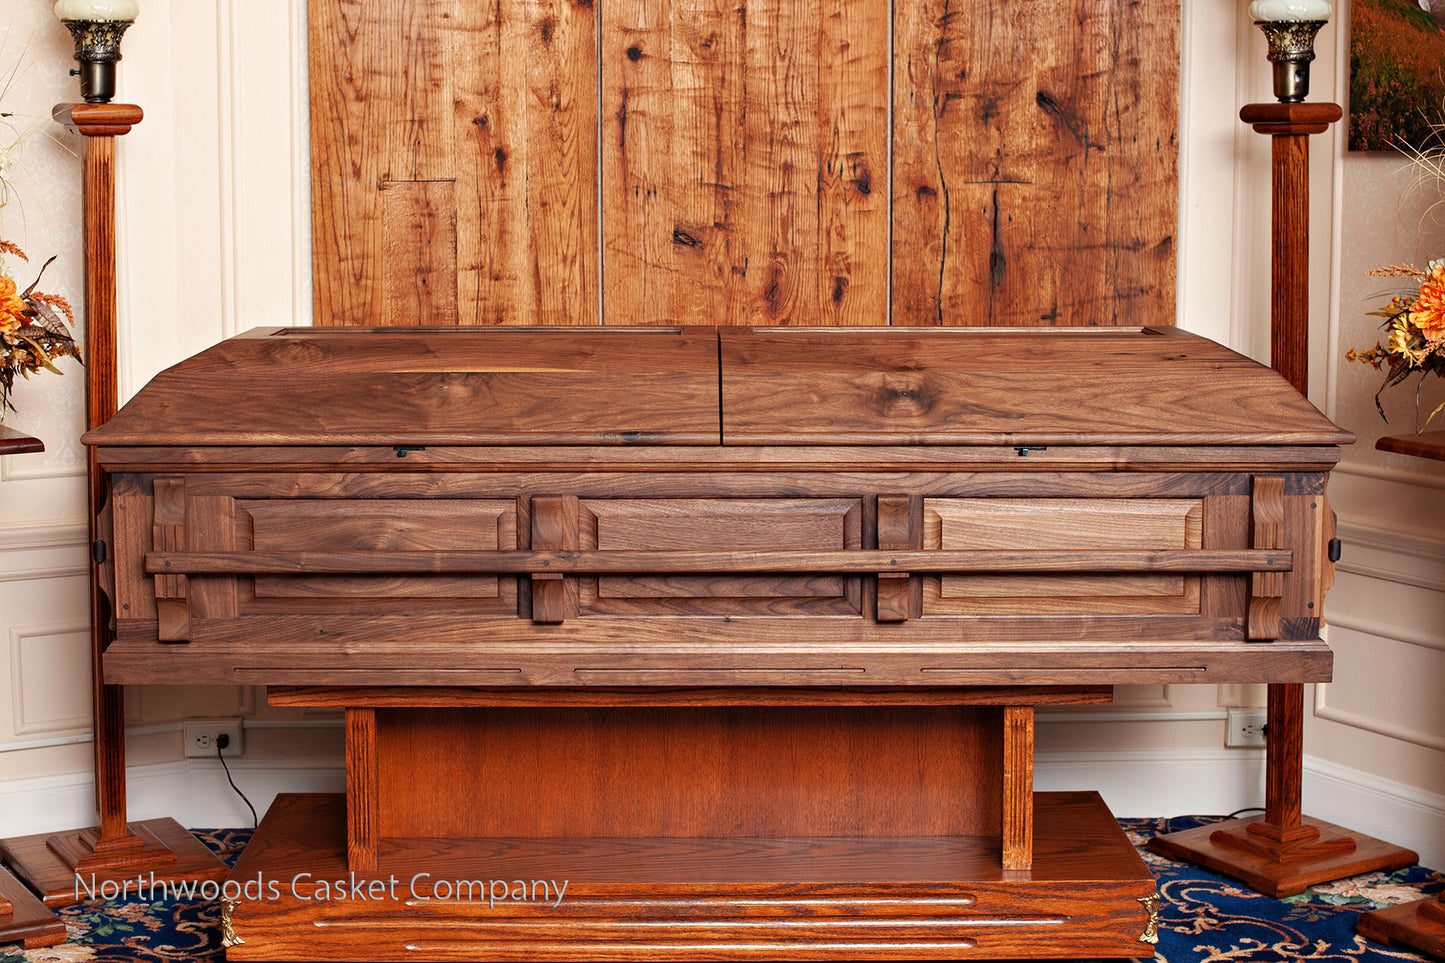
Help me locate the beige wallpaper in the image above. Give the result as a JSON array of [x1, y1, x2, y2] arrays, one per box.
[[0, 2, 87, 468]]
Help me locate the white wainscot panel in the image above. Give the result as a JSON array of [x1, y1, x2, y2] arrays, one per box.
[[1318, 620, 1445, 754], [8, 622, 92, 739], [0, 569, 90, 747]]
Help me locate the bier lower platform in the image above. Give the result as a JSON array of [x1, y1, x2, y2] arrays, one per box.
[[220, 693, 1160, 960], [226, 792, 1158, 961]]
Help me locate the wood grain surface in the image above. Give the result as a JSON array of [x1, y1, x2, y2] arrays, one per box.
[[310, 0, 599, 326], [226, 792, 1159, 961], [1357, 894, 1445, 959], [309, 1, 1176, 327], [891, 0, 1178, 326], [0, 864, 65, 949], [1376, 431, 1445, 461], [268, 684, 1115, 708], [372, 706, 1004, 838], [87, 326, 1351, 448], [0, 426, 43, 456], [90, 327, 721, 446], [601, 0, 888, 325], [718, 328, 1353, 446], [1146, 813, 1417, 899]]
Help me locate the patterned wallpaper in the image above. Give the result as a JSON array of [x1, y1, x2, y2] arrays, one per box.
[[0, 3, 86, 472]]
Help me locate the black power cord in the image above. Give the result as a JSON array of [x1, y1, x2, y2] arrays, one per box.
[[1160, 807, 1266, 836], [215, 733, 258, 829]]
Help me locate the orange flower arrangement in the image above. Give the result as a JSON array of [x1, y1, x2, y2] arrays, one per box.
[[0, 237, 80, 414], [1347, 260, 1445, 427]]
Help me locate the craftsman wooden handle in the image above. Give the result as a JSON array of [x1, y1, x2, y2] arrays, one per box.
[[146, 548, 1292, 576]]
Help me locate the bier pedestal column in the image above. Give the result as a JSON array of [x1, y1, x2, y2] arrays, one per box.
[[1147, 102, 1418, 898], [0, 430, 66, 948], [1355, 431, 1445, 955], [0, 104, 227, 908]]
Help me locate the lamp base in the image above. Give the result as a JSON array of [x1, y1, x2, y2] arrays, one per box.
[[1147, 814, 1417, 899], [0, 818, 228, 909], [60, 18, 134, 105], [1255, 19, 1326, 103]]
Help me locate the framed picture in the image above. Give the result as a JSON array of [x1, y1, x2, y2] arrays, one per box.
[[1349, 0, 1445, 151]]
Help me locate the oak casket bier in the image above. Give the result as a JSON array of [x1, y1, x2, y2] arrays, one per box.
[[87, 324, 1346, 690]]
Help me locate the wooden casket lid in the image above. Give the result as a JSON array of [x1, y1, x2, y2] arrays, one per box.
[[86, 326, 723, 446], [86, 324, 1352, 449], [720, 326, 1354, 447]]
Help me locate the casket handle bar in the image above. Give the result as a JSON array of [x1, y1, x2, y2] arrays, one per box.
[[145, 548, 1291, 576]]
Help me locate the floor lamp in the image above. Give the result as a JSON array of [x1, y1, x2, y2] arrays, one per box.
[[0, 1, 226, 908], [1148, 0, 1418, 897]]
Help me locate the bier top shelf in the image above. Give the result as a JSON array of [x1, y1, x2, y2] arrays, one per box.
[[84, 325, 1353, 449]]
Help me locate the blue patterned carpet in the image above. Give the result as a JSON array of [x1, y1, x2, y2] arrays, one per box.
[[2, 817, 1441, 962]]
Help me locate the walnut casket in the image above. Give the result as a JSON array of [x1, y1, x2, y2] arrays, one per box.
[[85, 324, 1347, 690]]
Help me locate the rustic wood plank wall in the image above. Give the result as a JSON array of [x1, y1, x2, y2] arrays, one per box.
[[309, 0, 1177, 327]]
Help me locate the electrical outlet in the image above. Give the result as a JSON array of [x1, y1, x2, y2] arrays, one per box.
[[1225, 708, 1268, 748], [183, 718, 243, 758]]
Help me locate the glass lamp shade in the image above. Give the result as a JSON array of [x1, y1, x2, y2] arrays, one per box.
[[53, 0, 139, 22], [1249, 0, 1333, 21]]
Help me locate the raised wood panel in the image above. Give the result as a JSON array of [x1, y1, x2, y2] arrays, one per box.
[[891, 0, 1178, 326], [374, 706, 1004, 838], [924, 498, 1202, 616], [310, 0, 599, 326], [600, 0, 888, 325], [242, 498, 515, 601], [578, 498, 863, 615], [310, 1, 1176, 328]]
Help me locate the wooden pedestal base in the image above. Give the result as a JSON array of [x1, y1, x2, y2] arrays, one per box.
[[1357, 895, 1445, 958], [0, 818, 229, 908], [0, 863, 66, 949], [224, 792, 1159, 961], [1145, 814, 1418, 899]]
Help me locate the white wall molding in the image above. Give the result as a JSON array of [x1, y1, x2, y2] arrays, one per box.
[[0, 460, 85, 483], [0, 521, 87, 553], [1326, 612, 1445, 657], [1333, 517, 1445, 593], [1304, 755, 1445, 870], [291, 0, 313, 326], [0, 756, 346, 838], [1039, 709, 1228, 725], [0, 563, 87, 585], [1334, 460, 1445, 493], [1315, 680, 1445, 755], [1036, 748, 1266, 821]]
